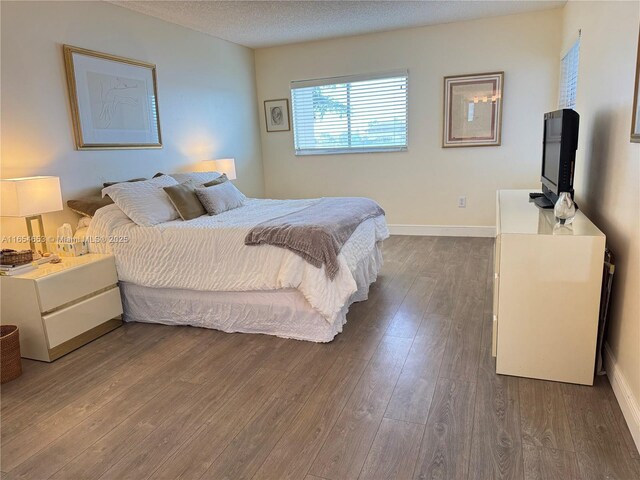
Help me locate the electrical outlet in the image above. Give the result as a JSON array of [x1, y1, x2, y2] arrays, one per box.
[[458, 196, 466, 208]]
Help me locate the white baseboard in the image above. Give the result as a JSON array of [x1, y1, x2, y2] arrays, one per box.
[[388, 224, 496, 237], [604, 342, 640, 452]]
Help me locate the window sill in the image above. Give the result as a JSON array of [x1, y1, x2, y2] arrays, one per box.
[[294, 146, 408, 156]]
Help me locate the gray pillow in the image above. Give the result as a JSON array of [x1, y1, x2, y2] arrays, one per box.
[[103, 177, 147, 188], [163, 180, 206, 221], [67, 195, 114, 217], [195, 181, 246, 215], [202, 173, 228, 187]]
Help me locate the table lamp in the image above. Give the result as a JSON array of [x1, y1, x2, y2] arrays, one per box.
[[0, 176, 63, 252], [199, 158, 237, 180]]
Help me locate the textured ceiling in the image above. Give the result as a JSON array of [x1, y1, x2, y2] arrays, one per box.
[[110, 1, 565, 49]]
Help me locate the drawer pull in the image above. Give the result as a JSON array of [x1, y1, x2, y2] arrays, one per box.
[[492, 314, 498, 357]]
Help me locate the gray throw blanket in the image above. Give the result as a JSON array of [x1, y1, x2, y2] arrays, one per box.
[[245, 197, 385, 279]]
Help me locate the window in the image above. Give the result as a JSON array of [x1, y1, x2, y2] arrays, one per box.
[[291, 71, 408, 155], [559, 37, 580, 109]]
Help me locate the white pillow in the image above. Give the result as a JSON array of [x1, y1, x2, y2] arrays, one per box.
[[195, 181, 246, 215], [171, 171, 221, 186], [102, 175, 180, 226], [76, 216, 92, 230]]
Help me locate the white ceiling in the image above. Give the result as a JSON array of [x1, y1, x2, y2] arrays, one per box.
[[110, 1, 565, 49]]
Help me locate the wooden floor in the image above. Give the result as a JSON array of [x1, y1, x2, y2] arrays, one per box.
[[1, 236, 638, 480]]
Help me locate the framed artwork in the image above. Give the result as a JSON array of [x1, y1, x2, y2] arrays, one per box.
[[631, 29, 640, 143], [443, 71, 504, 148], [63, 45, 162, 150], [264, 99, 290, 132]]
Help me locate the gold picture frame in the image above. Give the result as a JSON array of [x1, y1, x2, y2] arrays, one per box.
[[631, 29, 640, 143], [63, 45, 162, 150], [443, 71, 504, 148]]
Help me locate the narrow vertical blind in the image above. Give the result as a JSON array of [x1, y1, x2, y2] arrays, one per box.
[[291, 71, 408, 155], [559, 37, 580, 109]]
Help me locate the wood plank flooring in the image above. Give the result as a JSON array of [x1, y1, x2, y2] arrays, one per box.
[[1, 236, 638, 480]]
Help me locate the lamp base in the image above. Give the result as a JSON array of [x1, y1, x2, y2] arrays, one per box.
[[25, 215, 48, 253]]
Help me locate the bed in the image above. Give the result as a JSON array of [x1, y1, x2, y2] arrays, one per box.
[[81, 196, 388, 342]]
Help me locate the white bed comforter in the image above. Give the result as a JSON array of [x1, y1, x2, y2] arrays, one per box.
[[87, 198, 389, 322]]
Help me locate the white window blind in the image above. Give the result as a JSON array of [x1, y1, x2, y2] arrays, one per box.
[[559, 37, 580, 109], [291, 71, 408, 155]]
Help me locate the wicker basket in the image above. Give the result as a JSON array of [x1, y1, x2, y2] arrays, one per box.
[[1, 249, 33, 266], [1, 325, 22, 384]]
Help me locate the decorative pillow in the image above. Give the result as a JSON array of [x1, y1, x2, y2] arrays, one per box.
[[67, 195, 114, 217], [171, 171, 222, 186], [202, 173, 228, 188], [102, 177, 147, 188], [102, 175, 180, 226], [195, 181, 246, 215], [77, 216, 92, 229], [163, 180, 206, 221]]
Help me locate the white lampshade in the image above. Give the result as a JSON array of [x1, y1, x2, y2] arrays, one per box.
[[214, 158, 236, 180], [0, 176, 63, 217], [199, 158, 237, 180]]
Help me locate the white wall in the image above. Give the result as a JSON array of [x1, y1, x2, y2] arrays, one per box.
[[561, 0, 640, 448], [0, 0, 263, 246], [255, 8, 562, 229]]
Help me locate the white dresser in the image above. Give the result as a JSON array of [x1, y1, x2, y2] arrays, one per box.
[[493, 190, 606, 385], [0, 254, 123, 362]]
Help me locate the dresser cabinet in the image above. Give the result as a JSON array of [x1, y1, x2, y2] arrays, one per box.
[[493, 190, 605, 385]]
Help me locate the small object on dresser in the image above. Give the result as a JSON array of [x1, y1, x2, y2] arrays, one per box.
[[56, 223, 88, 257], [56, 239, 88, 257], [0, 325, 22, 384], [0, 263, 36, 276], [0, 249, 33, 266], [554, 192, 576, 225]]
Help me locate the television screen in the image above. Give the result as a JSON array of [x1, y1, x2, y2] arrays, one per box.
[[543, 116, 563, 188], [537, 109, 578, 208]]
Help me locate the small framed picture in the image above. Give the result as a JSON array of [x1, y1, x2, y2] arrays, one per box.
[[264, 99, 290, 132], [631, 29, 640, 143], [443, 72, 504, 148], [63, 45, 162, 150]]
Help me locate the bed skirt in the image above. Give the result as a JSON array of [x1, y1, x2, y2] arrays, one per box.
[[119, 243, 382, 342]]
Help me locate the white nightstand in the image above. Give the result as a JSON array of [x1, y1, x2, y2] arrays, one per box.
[[0, 254, 123, 361]]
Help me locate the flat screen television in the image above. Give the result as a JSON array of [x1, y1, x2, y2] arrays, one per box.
[[533, 109, 579, 208]]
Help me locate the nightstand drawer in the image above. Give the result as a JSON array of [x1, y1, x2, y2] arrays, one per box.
[[42, 287, 123, 348], [36, 257, 118, 312]]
